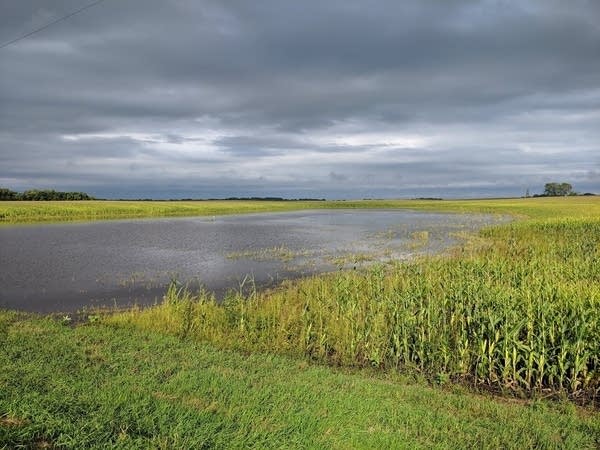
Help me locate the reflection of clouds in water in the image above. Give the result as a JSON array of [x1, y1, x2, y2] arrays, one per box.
[[0, 210, 507, 312], [257, 213, 509, 270]]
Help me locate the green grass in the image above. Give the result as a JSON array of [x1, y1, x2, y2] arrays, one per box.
[[1, 196, 599, 224], [2, 312, 599, 449]]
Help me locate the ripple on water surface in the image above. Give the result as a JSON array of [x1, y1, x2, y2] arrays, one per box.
[[0, 209, 505, 312]]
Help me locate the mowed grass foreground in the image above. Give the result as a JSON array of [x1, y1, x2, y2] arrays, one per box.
[[1, 312, 600, 448]]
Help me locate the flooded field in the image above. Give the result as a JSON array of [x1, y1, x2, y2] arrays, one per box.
[[0, 209, 502, 312]]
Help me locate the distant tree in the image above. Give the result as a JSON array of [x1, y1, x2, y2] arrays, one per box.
[[0, 188, 19, 200], [543, 182, 574, 197], [21, 189, 45, 200], [5, 189, 95, 201]]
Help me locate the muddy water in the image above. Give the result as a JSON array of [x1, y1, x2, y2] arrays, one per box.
[[0, 209, 502, 312]]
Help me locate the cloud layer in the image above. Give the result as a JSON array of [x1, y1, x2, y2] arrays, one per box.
[[1, 0, 599, 198]]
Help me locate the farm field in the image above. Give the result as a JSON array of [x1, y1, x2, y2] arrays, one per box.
[[4, 0, 598, 447], [110, 196, 600, 398], [1, 196, 600, 448], [0, 195, 599, 223]]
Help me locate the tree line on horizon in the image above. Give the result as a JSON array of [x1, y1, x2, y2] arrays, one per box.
[[1, 183, 594, 201], [529, 182, 595, 198], [0, 188, 95, 201]]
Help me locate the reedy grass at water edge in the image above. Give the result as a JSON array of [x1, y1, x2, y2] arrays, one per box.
[[109, 203, 600, 401]]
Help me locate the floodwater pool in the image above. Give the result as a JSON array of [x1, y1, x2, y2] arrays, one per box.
[[0, 209, 504, 312]]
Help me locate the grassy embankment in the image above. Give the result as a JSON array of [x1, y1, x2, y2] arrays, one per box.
[[2, 196, 600, 447]]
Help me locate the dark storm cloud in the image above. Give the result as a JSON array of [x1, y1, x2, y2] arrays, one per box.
[[1, 0, 599, 198]]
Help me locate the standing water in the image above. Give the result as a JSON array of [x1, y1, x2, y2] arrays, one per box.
[[0, 209, 503, 312]]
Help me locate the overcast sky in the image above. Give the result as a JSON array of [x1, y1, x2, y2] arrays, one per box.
[[1, 0, 599, 199]]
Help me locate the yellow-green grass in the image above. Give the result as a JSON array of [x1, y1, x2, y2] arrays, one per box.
[[0, 200, 320, 224], [109, 197, 600, 399], [1, 195, 599, 224], [2, 311, 599, 448]]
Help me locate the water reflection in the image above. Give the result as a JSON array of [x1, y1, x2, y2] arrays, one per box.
[[0, 209, 504, 312]]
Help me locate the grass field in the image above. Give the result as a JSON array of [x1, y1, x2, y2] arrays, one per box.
[[2, 196, 600, 448], [0, 200, 321, 223], [1, 196, 598, 224]]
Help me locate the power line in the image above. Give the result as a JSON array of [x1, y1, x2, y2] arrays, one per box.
[[0, 0, 109, 50]]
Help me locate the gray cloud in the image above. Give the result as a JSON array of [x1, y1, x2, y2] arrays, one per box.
[[1, 0, 599, 198]]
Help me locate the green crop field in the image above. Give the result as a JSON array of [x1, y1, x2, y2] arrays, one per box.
[[0, 195, 598, 224], [111, 197, 600, 398], [2, 196, 600, 448], [0, 200, 321, 223]]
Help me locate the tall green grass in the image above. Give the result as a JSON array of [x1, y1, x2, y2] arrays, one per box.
[[110, 205, 600, 400]]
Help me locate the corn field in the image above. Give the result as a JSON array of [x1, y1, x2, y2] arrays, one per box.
[[110, 215, 600, 399]]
